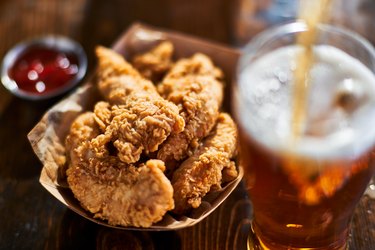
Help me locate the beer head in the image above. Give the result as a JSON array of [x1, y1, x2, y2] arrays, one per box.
[[235, 22, 375, 161]]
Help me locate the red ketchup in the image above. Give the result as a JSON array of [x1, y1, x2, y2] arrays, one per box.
[[8, 46, 79, 95]]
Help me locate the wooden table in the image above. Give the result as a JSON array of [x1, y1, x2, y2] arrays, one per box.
[[0, 0, 374, 249]]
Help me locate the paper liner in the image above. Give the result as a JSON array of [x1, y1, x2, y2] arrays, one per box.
[[28, 23, 243, 231]]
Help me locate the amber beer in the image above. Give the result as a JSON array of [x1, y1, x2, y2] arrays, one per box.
[[240, 134, 375, 249], [234, 22, 375, 250]]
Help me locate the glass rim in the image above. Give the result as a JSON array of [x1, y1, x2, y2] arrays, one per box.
[[239, 21, 375, 73]]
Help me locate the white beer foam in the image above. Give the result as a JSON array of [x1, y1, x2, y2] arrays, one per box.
[[237, 45, 375, 160]]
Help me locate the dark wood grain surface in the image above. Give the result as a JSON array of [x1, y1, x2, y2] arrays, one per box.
[[0, 0, 374, 249]]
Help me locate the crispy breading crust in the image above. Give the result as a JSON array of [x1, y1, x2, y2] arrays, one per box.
[[171, 113, 238, 214], [157, 54, 224, 172], [66, 112, 174, 227], [93, 47, 185, 164], [132, 41, 174, 82]]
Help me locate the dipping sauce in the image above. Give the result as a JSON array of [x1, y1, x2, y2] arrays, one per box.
[[8, 46, 79, 95], [1, 35, 87, 100]]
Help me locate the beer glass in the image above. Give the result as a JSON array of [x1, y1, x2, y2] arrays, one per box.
[[233, 22, 375, 250]]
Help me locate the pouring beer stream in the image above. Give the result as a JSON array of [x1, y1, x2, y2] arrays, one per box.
[[285, 0, 358, 206], [291, 0, 333, 141]]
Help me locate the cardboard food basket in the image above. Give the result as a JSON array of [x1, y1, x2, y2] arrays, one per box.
[[28, 23, 243, 230]]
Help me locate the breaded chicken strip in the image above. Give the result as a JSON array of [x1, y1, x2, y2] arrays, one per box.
[[94, 47, 185, 163], [65, 112, 174, 227], [132, 41, 174, 82], [65, 112, 102, 166], [157, 53, 224, 172], [95, 46, 156, 104], [171, 113, 238, 214]]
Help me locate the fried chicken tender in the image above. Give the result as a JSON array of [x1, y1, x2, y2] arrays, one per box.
[[171, 113, 238, 214], [65, 112, 174, 227], [132, 41, 174, 82], [157, 53, 224, 171], [95, 46, 157, 104], [65, 112, 102, 167], [94, 47, 185, 163]]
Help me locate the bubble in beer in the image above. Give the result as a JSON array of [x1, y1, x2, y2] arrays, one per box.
[[273, 68, 289, 84], [335, 78, 366, 113]]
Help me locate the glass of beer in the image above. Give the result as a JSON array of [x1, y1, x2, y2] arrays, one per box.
[[233, 22, 375, 250]]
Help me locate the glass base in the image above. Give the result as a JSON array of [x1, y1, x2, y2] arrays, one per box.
[[247, 223, 348, 250]]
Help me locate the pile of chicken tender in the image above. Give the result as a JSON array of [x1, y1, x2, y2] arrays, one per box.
[[65, 41, 239, 228]]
